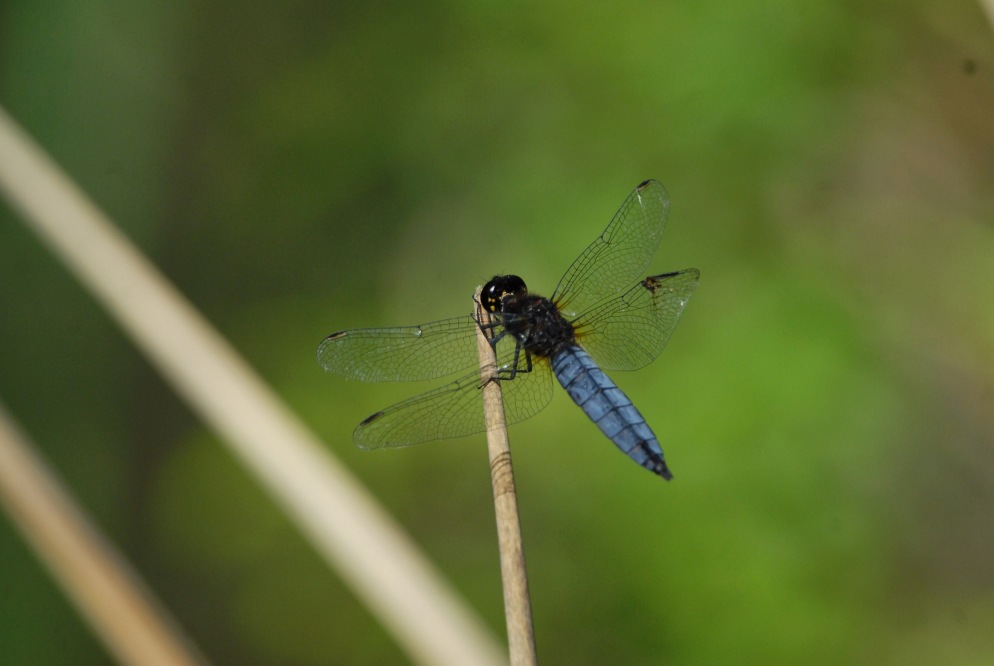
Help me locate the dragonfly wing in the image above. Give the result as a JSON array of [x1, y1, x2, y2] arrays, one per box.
[[354, 368, 487, 449], [571, 269, 699, 372], [317, 314, 480, 382], [500, 354, 555, 430], [552, 179, 670, 316], [354, 346, 555, 449]]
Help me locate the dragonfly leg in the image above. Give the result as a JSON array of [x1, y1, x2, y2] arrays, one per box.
[[499, 345, 533, 381], [479, 319, 512, 352], [474, 303, 508, 346]]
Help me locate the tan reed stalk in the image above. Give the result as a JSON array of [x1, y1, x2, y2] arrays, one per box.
[[475, 287, 538, 666], [0, 403, 209, 666], [0, 105, 504, 666]]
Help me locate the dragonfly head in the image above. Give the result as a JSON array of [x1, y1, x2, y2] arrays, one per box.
[[481, 274, 528, 313]]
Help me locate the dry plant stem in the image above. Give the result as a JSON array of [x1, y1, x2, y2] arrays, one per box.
[[0, 105, 504, 666], [475, 287, 538, 666], [982, 0, 994, 31], [0, 404, 208, 666]]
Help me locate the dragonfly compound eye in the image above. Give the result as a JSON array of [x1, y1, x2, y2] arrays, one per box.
[[481, 275, 528, 313]]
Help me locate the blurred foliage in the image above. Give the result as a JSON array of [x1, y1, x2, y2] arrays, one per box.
[[2, 1, 994, 664]]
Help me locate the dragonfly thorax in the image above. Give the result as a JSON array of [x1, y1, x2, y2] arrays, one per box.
[[500, 292, 576, 358], [482, 274, 576, 358]]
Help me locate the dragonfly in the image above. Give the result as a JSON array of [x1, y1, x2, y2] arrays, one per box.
[[317, 179, 699, 479]]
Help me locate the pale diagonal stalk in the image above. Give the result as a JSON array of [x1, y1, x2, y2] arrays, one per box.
[[0, 403, 209, 666], [475, 288, 538, 666], [0, 105, 504, 666], [981, 0, 994, 30]]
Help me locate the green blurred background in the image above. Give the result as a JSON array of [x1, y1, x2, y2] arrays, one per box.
[[2, 2, 994, 664]]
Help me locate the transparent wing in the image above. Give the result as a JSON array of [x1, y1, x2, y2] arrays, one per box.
[[317, 315, 480, 382], [552, 179, 670, 316], [354, 343, 555, 449], [571, 269, 700, 372]]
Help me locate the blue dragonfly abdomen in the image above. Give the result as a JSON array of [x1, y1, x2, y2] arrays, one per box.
[[550, 345, 672, 480]]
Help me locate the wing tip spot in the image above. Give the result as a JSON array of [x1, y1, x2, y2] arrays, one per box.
[[359, 411, 385, 426]]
